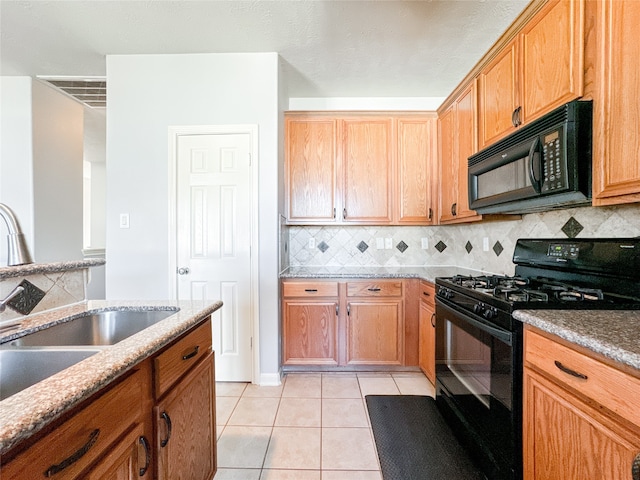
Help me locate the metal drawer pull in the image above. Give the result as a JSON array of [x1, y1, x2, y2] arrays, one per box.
[[367, 288, 381, 292], [304, 289, 318, 293], [44, 428, 100, 477], [423, 291, 431, 297], [554, 360, 588, 380], [632, 452, 640, 480], [138, 436, 150, 477], [431, 313, 436, 328], [182, 345, 200, 360], [160, 412, 172, 447]]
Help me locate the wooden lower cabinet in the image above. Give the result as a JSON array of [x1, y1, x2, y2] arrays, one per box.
[[418, 281, 436, 383], [523, 326, 640, 480], [155, 352, 216, 480], [346, 300, 403, 365], [283, 300, 339, 365], [86, 423, 150, 480]]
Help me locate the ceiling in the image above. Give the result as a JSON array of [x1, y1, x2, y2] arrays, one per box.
[[0, 0, 529, 100]]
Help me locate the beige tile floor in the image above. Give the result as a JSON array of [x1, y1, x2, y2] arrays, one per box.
[[215, 371, 435, 480]]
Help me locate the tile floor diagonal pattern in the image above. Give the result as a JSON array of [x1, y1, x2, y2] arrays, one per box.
[[215, 372, 435, 480]]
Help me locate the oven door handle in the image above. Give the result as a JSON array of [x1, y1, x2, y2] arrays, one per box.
[[436, 299, 513, 345]]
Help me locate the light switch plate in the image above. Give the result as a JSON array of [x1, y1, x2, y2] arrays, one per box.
[[483, 237, 489, 251], [119, 213, 130, 229], [421, 238, 429, 249], [308, 238, 316, 249], [385, 238, 392, 249], [376, 238, 385, 249]]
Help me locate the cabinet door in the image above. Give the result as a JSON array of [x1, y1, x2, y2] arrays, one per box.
[[519, 0, 584, 125], [438, 105, 457, 223], [397, 117, 437, 224], [592, 0, 640, 205], [418, 300, 435, 384], [156, 353, 216, 480], [478, 39, 519, 149], [285, 117, 337, 222], [346, 300, 403, 365], [283, 300, 339, 366], [342, 118, 393, 223], [86, 424, 150, 480], [524, 369, 640, 480], [454, 82, 481, 221]]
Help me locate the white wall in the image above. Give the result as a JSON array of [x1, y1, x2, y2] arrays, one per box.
[[31, 80, 84, 262], [106, 52, 281, 381], [0, 77, 34, 266]]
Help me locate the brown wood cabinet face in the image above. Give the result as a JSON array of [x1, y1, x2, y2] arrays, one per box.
[[524, 369, 640, 480], [155, 353, 216, 480], [418, 298, 435, 384], [397, 117, 437, 224], [283, 300, 339, 366], [592, 0, 640, 205], [346, 300, 403, 365], [478, 39, 519, 149], [519, 0, 584, 125], [85, 423, 148, 480], [342, 118, 393, 223], [285, 117, 337, 222], [438, 106, 457, 223]]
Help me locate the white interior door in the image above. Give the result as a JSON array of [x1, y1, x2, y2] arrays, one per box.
[[175, 131, 254, 382]]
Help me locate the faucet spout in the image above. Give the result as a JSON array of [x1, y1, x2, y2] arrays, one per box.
[[0, 203, 33, 266]]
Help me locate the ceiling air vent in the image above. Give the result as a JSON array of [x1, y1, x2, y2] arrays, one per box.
[[38, 76, 106, 108]]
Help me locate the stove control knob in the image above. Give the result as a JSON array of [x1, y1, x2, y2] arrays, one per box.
[[473, 303, 485, 314], [438, 287, 454, 300], [483, 307, 497, 320]]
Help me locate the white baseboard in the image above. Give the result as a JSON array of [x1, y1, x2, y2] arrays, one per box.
[[259, 371, 283, 386]]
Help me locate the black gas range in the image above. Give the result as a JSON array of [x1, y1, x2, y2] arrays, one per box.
[[434, 238, 640, 480]]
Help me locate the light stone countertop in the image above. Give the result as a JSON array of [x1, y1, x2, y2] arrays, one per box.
[[280, 265, 491, 282], [514, 310, 640, 371], [0, 299, 222, 456], [0, 259, 106, 279]]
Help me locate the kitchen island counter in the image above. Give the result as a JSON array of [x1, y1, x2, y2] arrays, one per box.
[[514, 309, 640, 371], [0, 299, 222, 455]]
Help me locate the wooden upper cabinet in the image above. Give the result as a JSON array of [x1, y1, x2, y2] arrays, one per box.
[[285, 116, 337, 223], [342, 118, 393, 223], [397, 116, 437, 224], [478, 39, 519, 149], [439, 82, 482, 224], [478, 0, 585, 150], [592, 0, 640, 206]]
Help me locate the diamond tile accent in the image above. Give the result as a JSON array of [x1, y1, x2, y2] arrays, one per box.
[[396, 241, 408, 253], [357, 241, 369, 253], [561, 217, 584, 238], [465, 241, 473, 253], [435, 240, 447, 253], [317, 241, 329, 253], [493, 241, 504, 256]]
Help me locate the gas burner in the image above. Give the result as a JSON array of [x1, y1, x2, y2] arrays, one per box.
[[556, 288, 604, 302], [503, 289, 550, 303]]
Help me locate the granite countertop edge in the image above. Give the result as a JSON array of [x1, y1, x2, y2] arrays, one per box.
[[280, 265, 491, 282], [0, 299, 223, 456], [0, 259, 106, 279], [514, 309, 640, 371]]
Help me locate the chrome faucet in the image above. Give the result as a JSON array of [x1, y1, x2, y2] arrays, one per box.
[[0, 203, 33, 266], [0, 285, 24, 313]]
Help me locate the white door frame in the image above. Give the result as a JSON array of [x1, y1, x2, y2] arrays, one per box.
[[168, 124, 260, 384]]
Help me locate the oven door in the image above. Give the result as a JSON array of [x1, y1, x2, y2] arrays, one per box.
[[435, 298, 521, 480]]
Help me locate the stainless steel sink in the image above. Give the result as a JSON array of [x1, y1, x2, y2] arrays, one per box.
[[7, 308, 179, 347], [0, 348, 101, 401]]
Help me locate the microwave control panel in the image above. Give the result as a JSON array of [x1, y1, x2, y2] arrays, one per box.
[[541, 129, 566, 192]]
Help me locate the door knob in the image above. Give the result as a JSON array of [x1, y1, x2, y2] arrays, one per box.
[[177, 267, 190, 275]]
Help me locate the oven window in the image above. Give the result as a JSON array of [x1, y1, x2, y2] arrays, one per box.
[[476, 156, 532, 199]]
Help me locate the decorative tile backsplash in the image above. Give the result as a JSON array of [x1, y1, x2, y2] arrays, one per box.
[[285, 204, 640, 275]]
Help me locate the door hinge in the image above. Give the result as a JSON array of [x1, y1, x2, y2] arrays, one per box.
[[248, 153, 252, 166]]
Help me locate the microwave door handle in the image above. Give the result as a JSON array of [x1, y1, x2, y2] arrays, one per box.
[[528, 137, 543, 193]]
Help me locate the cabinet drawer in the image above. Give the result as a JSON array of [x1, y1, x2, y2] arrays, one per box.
[[419, 280, 435, 307], [524, 327, 640, 426], [154, 318, 212, 398], [347, 281, 402, 297], [282, 281, 338, 297], [2, 368, 145, 479]]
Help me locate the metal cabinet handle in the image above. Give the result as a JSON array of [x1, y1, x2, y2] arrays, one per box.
[[138, 436, 150, 477], [160, 412, 172, 447], [428, 207, 433, 220], [335, 305, 339, 316], [44, 429, 100, 477], [347, 304, 351, 316], [632, 452, 640, 480], [304, 289, 318, 293], [512, 106, 522, 127], [451, 203, 457, 216], [343, 208, 347, 219], [423, 291, 431, 297], [182, 345, 200, 360], [431, 312, 436, 328], [554, 360, 588, 380], [367, 288, 381, 292], [333, 208, 336, 219], [177, 267, 190, 275]]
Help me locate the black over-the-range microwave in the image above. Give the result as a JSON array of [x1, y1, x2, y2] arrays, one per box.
[[468, 99, 592, 214]]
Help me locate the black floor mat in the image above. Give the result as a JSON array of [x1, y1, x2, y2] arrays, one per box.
[[366, 395, 486, 480]]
